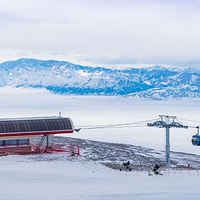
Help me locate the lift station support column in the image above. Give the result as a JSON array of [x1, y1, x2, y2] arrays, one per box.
[[47, 135, 51, 147]]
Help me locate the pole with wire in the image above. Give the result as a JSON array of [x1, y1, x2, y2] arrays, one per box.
[[147, 115, 188, 169], [76, 116, 190, 169]]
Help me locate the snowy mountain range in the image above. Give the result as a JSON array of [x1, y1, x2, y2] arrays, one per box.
[[0, 58, 200, 99]]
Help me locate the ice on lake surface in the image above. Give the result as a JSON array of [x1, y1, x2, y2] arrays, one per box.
[[0, 87, 200, 155]]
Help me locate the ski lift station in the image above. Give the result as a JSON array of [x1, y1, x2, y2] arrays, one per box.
[[0, 115, 79, 156]]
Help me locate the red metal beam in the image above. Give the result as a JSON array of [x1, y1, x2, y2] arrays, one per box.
[[0, 130, 73, 137]]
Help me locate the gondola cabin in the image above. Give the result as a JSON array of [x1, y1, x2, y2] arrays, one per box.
[[191, 135, 200, 146]]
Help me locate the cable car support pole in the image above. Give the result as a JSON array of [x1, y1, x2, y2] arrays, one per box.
[[147, 115, 188, 169], [166, 126, 170, 169]]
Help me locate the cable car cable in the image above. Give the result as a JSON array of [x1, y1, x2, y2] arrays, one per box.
[[76, 117, 200, 131], [179, 118, 200, 124], [78, 118, 160, 129], [80, 124, 147, 130]]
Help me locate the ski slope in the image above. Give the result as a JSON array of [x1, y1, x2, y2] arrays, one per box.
[[0, 154, 199, 200]]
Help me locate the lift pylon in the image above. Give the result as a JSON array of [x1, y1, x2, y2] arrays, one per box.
[[147, 115, 188, 169]]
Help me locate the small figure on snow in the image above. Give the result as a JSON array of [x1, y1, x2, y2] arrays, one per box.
[[70, 146, 75, 157], [120, 161, 132, 171], [153, 164, 162, 175], [123, 161, 130, 168]]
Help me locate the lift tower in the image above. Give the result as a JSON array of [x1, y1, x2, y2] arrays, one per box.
[[147, 115, 188, 169]]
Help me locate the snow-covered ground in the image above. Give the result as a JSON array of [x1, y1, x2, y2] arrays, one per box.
[[0, 154, 200, 200], [51, 136, 200, 170]]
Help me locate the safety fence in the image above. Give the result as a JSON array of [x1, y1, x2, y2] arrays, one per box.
[[122, 169, 200, 176], [30, 143, 80, 156]]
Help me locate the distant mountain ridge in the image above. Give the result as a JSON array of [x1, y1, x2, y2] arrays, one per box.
[[0, 58, 200, 100]]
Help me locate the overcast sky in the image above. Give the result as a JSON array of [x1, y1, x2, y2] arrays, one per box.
[[0, 0, 200, 68]]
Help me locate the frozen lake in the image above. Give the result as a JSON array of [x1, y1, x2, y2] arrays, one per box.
[[0, 87, 200, 155]]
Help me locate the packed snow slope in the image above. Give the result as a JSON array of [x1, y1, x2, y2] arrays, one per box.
[[1, 58, 200, 99], [0, 153, 200, 200]]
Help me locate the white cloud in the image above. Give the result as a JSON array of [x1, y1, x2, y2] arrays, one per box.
[[0, 0, 200, 68]]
